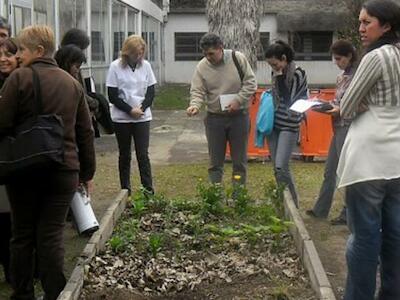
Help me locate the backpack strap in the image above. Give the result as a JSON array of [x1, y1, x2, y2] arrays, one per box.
[[232, 50, 244, 82]]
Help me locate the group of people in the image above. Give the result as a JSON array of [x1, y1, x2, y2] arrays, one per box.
[[0, 0, 399, 299], [187, 0, 400, 299], [0, 17, 156, 300]]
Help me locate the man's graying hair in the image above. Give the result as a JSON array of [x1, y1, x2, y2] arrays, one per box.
[[200, 33, 223, 50]]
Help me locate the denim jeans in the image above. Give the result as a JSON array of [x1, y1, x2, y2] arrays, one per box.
[[267, 129, 299, 207], [345, 179, 400, 300], [312, 125, 349, 218]]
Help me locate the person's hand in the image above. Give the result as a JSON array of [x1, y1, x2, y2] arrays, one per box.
[[226, 100, 241, 113], [130, 107, 144, 119], [186, 106, 199, 116], [83, 180, 94, 197], [324, 105, 340, 116]]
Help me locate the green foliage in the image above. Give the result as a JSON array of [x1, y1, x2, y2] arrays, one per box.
[[264, 180, 285, 217], [230, 183, 251, 216], [148, 233, 164, 257], [109, 236, 125, 253], [197, 181, 224, 216]]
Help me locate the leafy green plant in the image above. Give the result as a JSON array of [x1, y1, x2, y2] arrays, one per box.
[[108, 236, 125, 253], [264, 181, 285, 217], [197, 181, 224, 216], [148, 233, 164, 257], [230, 182, 251, 216]]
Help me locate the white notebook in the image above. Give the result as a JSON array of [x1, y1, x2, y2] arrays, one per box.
[[220, 94, 238, 111]]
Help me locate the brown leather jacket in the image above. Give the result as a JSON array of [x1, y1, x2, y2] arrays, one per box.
[[0, 57, 95, 182]]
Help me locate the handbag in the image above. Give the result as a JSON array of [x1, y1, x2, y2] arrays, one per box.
[[255, 90, 275, 147], [0, 67, 65, 184]]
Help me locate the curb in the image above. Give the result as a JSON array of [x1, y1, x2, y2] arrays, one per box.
[[283, 190, 336, 300], [57, 189, 129, 300]]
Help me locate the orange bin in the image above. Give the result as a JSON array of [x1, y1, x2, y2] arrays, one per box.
[[226, 88, 335, 161], [299, 89, 335, 161], [226, 88, 270, 159]]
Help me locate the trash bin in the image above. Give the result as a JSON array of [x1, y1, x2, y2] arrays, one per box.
[[226, 88, 270, 160], [299, 89, 335, 161]]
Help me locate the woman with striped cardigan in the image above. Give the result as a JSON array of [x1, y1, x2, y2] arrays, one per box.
[[265, 40, 308, 207], [336, 0, 400, 298]]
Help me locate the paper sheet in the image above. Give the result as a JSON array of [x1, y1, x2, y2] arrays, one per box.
[[289, 99, 321, 113], [220, 94, 238, 111]]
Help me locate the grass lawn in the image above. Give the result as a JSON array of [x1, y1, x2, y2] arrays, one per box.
[[154, 84, 190, 110]]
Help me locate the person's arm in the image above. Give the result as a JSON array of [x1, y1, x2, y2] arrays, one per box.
[[140, 84, 155, 112], [107, 86, 132, 114], [235, 52, 257, 106], [75, 87, 96, 184], [189, 67, 206, 110], [340, 51, 382, 118]]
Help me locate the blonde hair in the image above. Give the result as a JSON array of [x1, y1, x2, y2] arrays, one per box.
[[120, 35, 146, 68], [17, 25, 55, 56]]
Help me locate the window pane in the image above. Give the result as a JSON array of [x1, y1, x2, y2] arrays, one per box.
[[34, 0, 54, 28], [2, 0, 9, 20], [127, 7, 137, 36], [292, 31, 332, 61], [175, 32, 205, 61], [13, 6, 31, 34], [59, 0, 87, 40], [91, 0, 108, 64], [112, 0, 125, 60], [258, 32, 270, 60]]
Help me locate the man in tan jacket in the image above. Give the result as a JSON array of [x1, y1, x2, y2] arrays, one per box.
[[187, 33, 257, 185]]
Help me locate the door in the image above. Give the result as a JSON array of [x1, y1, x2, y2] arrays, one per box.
[[9, 0, 32, 36]]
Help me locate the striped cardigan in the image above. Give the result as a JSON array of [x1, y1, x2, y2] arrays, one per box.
[[341, 44, 400, 118], [272, 64, 308, 131]]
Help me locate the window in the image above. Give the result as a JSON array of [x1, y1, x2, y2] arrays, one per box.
[[91, 31, 105, 61], [291, 31, 332, 61], [175, 32, 205, 61], [91, 0, 109, 65], [112, 0, 126, 60], [59, 0, 87, 41], [34, 0, 55, 28], [128, 7, 138, 36], [258, 32, 270, 60]]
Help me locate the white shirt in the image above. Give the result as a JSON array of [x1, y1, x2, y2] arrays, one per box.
[[106, 59, 157, 123]]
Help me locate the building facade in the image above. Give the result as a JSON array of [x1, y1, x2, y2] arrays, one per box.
[[0, 0, 166, 93], [165, 0, 349, 86], [0, 0, 364, 88]]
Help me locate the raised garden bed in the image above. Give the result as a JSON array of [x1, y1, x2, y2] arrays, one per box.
[[81, 182, 317, 299]]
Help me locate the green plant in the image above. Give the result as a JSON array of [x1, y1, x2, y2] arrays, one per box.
[[148, 233, 164, 257], [264, 181, 285, 217], [230, 181, 251, 216], [108, 236, 125, 253], [197, 181, 224, 216]]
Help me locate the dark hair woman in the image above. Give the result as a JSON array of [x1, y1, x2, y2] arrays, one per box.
[[0, 37, 18, 285], [307, 40, 358, 225], [54, 44, 86, 79], [335, 0, 400, 299], [264, 40, 308, 207]]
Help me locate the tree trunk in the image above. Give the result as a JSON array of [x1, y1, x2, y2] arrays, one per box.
[[338, 0, 364, 52], [206, 0, 263, 70]]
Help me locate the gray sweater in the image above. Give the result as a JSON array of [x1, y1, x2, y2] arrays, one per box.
[[190, 50, 257, 113]]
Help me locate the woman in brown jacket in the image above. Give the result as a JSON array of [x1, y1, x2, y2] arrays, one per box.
[[0, 25, 95, 300]]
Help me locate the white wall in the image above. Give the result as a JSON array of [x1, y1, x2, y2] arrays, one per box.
[[164, 13, 339, 86], [164, 13, 208, 83]]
